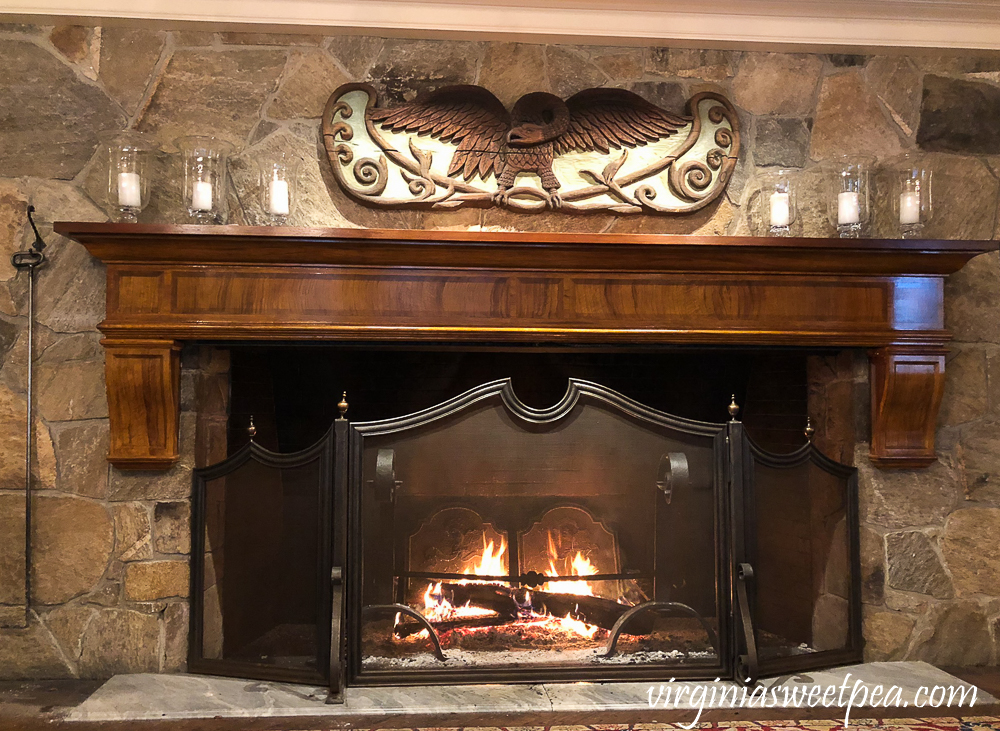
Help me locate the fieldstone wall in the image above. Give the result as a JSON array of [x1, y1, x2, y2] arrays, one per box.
[[0, 23, 999, 678]]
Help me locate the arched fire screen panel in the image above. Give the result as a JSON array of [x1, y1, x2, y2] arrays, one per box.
[[189, 377, 860, 690], [347, 378, 861, 687], [189, 430, 337, 686]]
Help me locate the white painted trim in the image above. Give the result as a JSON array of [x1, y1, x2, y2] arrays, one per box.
[[3, 0, 1000, 51]]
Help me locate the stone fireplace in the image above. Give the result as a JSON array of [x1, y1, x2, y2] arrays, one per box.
[[1, 26, 1000, 687]]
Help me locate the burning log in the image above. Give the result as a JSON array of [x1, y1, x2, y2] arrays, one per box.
[[437, 582, 519, 618], [395, 614, 511, 638], [431, 582, 652, 634]]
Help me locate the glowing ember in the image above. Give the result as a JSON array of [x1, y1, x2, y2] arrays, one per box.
[[556, 612, 599, 639]]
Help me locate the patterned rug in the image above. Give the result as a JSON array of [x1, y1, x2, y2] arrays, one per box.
[[573, 721, 1000, 729]]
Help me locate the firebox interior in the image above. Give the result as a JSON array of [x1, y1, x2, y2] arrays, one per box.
[[188, 345, 860, 689]]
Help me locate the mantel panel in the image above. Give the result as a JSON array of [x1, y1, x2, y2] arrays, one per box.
[[53, 223, 994, 470], [102, 265, 935, 344]]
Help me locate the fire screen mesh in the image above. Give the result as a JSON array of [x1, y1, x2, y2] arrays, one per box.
[[349, 379, 728, 683]]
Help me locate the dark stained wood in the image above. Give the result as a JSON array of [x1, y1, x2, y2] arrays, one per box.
[[102, 339, 181, 469], [870, 345, 947, 468], [53, 223, 994, 470]]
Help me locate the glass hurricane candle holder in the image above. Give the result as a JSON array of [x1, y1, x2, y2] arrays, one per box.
[[258, 154, 299, 225], [176, 136, 234, 224], [761, 169, 798, 237], [826, 155, 874, 238], [107, 133, 153, 223], [893, 154, 933, 239]]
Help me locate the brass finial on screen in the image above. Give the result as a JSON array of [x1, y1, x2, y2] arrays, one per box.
[[337, 391, 349, 420], [248, 415, 257, 439], [728, 395, 740, 422], [805, 417, 815, 442]]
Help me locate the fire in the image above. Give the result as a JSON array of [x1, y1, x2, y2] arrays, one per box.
[[414, 530, 602, 642], [556, 612, 599, 639], [423, 581, 497, 622], [543, 532, 597, 596], [473, 536, 506, 577]]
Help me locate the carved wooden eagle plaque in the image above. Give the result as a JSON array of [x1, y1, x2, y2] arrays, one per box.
[[322, 83, 739, 214]]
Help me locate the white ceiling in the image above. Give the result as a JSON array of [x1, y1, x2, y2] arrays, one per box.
[[2, 0, 1000, 51]]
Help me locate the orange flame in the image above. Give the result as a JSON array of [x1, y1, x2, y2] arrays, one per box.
[[544, 531, 597, 596], [474, 536, 506, 577]]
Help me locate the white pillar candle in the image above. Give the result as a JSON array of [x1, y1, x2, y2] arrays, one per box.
[[192, 180, 213, 211], [769, 192, 790, 227], [899, 191, 920, 224], [118, 172, 142, 208], [268, 178, 290, 216], [837, 191, 860, 225]]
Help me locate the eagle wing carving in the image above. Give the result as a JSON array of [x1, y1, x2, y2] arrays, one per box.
[[554, 88, 691, 156], [367, 85, 511, 182]]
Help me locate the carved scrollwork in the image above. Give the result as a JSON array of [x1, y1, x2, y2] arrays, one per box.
[[322, 83, 740, 215]]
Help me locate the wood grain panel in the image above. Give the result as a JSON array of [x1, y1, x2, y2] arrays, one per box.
[[103, 339, 181, 468], [869, 345, 947, 468]]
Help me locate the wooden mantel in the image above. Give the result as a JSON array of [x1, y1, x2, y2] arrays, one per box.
[[55, 222, 994, 470]]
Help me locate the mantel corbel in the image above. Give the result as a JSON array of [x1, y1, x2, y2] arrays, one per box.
[[53, 222, 994, 471]]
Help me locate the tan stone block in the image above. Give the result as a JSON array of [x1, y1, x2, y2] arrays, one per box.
[[939, 346, 988, 426], [228, 129, 354, 228], [856, 447, 959, 529], [124, 560, 189, 601], [866, 56, 921, 137], [731, 52, 823, 115], [78, 607, 159, 677], [909, 601, 992, 665], [170, 30, 215, 46], [39, 602, 94, 662], [35, 358, 107, 422], [367, 39, 480, 104], [588, 47, 644, 82], [953, 419, 1000, 502], [99, 27, 167, 114], [941, 508, 1000, 596], [33, 420, 56, 490], [809, 71, 904, 162], [153, 501, 190, 555], [0, 180, 27, 283], [607, 197, 735, 237], [946, 250, 1000, 345], [33, 495, 113, 605], [108, 463, 193, 501], [0, 384, 27, 491], [0, 494, 25, 606], [49, 25, 93, 64], [479, 43, 548, 108], [162, 601, 188, 671], [546, 46, 608, 100], [0, 621, 71, 679], [647, 48, 732, 82], [862, 609, 914, 661], [52, 419, 110, 499], [137, 49, 287, 149], [0, 41, 124, 178], [219, 32, 323, 46], [0, 605, 25, 627], [326, 35, 382, 79], [113, 502, 152, 563], [860, 525, 885, 604], [268, 52, 349, 120]]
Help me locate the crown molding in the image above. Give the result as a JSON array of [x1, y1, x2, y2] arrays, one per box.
[[2, 0, 1000, 51]]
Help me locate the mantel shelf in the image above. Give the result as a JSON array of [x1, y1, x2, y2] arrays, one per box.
[[59, 222, 990, 276], [54, 222, 996, 471]]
